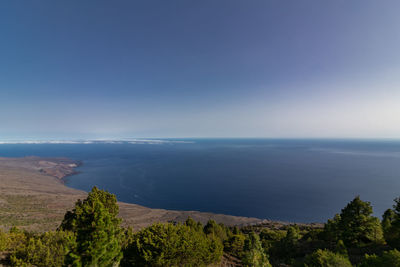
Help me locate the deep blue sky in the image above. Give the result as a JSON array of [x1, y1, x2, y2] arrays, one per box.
[[1, 1, 400, 139]]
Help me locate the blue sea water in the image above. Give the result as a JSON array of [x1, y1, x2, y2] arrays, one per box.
[[1, 139, 400, 223]]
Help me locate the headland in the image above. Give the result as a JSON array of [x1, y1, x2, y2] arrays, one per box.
[[0, 156, 268, 232]]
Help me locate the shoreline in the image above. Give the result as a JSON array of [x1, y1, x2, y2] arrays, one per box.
[[56, 158, 323, 227], [0, 156, 276, 231]]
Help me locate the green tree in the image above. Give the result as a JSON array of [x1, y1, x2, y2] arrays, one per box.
[[323, 196, 383, 246], [10, 231, 75, 267], [339, 196, 382, 246], [60, 187, 123, 267], [242, 232, 271, 267], [335, 240, 348, 257], [303, 249, 352, 267], [224, 233, 246, 258], [323, 214, 341, 242], [276, 225, 301, 261], [184, 216, 203, 232], [122, 222, 223, 267], [382, 208, 396, 232], [259, 228, 286, 255], [6, 227, 29, 253], [383, 198, 400, 248], [360, 249, 400, 267], [0, 229, 7, 252], [204, 219, 228, 242]]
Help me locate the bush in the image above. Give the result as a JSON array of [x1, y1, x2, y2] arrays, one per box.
[[204, 219, 228, 242], [242, 232, 271, 267], [0, 229, 7, 252], [259, 228, 286, 253], [360, 249, 400, 267], [5, 227, 28, 253], [273, 225, 302, 261], [9, 230, 75, 267], [122, 222, 223, 267], [383, 198, 400, 249], [224, 233, 246, 258], [304, 249, 352, 267]]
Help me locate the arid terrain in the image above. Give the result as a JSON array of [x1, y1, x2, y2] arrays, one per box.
[[0, 156, 265, 232]]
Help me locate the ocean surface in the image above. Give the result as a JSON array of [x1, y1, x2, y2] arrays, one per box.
[[1, 139, 400, 223]]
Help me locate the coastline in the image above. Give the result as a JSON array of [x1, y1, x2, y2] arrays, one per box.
[[0, 156, 270, 231]]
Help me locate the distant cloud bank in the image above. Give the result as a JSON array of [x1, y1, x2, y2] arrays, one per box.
[[0, 139, 194, 145]]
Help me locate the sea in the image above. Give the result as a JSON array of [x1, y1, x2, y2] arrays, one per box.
[[1, 138, 400, 223]]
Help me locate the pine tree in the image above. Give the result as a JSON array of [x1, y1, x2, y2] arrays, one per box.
[[323, 196, 383, 247], [338, 196, 383, 246], [60, 187, 123, 267], [242, 232, 271, 267]]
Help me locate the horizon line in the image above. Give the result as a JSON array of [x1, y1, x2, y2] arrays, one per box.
[[0, 137, 400, 144]]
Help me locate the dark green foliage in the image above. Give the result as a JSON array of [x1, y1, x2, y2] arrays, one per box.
[[259, 228, 286, 258], [4, 227, 29, 253], [360, 249, 400, 267], [339, 196, 383, 245], [4, 192, 400, 267], [323, 196, 383, 247], [260, 225, 303, 265], [322, 214, 341, 242], [121, 222, 223, 267], [121, 227, 135, 250], [242, 232, 271, 267], [184, 216, 203, 232], [303, 249, 352, 267], [382, 208, 396, 232], [60, 186, 123, 267], [0, 229, 7, 251], [285, 225, 302, 243], [59, 186, 119, 232], [204, 219, 228, 242], [224, 233, 246, 258], [335, 240, 348, 257], [232, 226, 240, 235], [383, 198, 400, 249], [277, 225, 302, 260], [9, 231, 75, 267]]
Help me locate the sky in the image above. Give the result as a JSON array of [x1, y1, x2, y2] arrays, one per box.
[[1, 0, 400, 139]]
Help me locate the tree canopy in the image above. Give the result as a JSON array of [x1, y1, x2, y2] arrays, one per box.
[[3, 190, 400, 267], [60, 186, 123, 267], [323, 196, 383, 246], [304, 249, 352, 267], [121, 222, 223, 267]]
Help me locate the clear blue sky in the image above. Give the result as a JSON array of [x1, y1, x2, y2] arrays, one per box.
[[1, 0, 399, 139]]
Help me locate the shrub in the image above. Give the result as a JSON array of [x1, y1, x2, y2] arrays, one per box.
[[360, 249, 400, 267], [274, 225, 301, 261], [9, 230, 75, 267], [242, 232, 271, 267], [0, 229, 7, 251], [121, 222, 223, 267], [6, 227, 28, 252], [204, 219, 228, 242], [259, 228, 286, 253], [224, 233, 246, 258], [383, 198, 400, 249], [304, 249, 352, 267]]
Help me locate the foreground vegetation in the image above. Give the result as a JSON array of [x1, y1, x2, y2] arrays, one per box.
[[1, 188, 400, 266]]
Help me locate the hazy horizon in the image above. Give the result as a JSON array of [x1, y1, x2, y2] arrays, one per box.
[[1, 1, 400, 139], [2, 137, 400, 144]]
